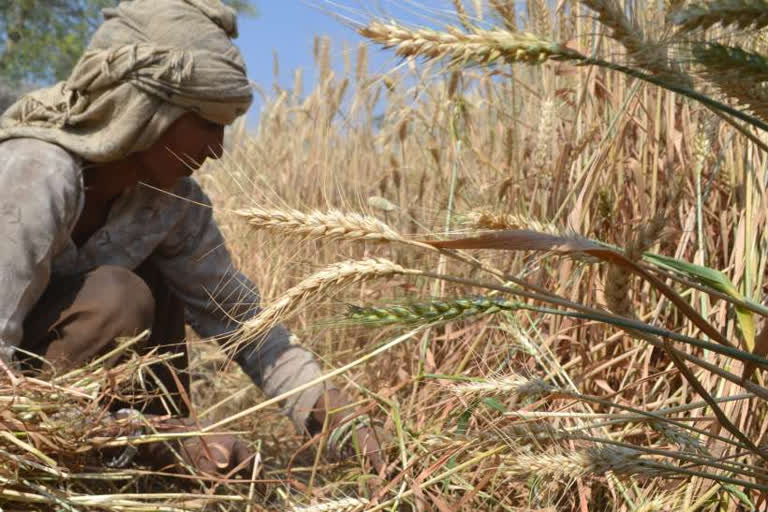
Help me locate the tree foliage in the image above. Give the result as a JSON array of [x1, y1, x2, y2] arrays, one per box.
[[0, 0, 257, 84]]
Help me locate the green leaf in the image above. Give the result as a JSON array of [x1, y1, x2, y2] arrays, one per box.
[[456, 407, 472, 436], [721, 483, 755, 511], [644, 252, 756, 351], [482, 397, 508, 413]]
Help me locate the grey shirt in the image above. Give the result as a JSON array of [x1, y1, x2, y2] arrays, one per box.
[[0, 137, 325, 429]]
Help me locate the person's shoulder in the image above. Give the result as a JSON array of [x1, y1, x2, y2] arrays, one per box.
[[0, 138, 81, 183], [0, 138, 83, 212], [0, 137, 78, 166]]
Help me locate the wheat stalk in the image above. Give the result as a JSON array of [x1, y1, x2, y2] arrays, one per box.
[[670, 0, 768, 32]]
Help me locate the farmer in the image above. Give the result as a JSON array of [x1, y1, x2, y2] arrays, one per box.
[[0, 0, 382, 475]]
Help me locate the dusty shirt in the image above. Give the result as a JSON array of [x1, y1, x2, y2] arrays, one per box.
[[0, 137, 324, 429]]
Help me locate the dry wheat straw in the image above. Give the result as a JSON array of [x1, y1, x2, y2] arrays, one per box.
[[670, 0, 768, 32], [233, 259, 420, 347], [359, 21, 580, 66]]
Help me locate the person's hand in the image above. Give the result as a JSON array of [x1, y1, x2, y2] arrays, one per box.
[[312, 389, 387, 474], [177, 427, 253, 476], [137, 416, 256, 477]]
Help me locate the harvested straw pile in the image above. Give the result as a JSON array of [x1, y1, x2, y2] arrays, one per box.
[[0, 333, 258, 511]]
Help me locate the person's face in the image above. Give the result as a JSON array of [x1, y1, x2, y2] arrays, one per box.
[[135, 112, 225, 189]]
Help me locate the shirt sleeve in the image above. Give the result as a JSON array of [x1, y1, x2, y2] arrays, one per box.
[[0, 139, 82, 363], [152, 177, 329, 431]]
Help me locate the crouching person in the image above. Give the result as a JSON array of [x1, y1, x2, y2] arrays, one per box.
[[0, 0, 382, 475]]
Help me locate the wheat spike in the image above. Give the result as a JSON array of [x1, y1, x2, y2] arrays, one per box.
[[233, 259, 419, 348], [581, 0, 692, 87], [345, 296, 522, 326], [692, 43, 768, 121], [533, 99, 555, 172], [490, 0, 518, 30], [504, 446, 662, 480], [452, 374, 554, 399], [460, 210, 562, 234], [693, 42, 768, 84], [670, 0, 768, 32], [452, 0, 473, 31], [359, 21, 581, 66], [289, 497, 369, 512], [693, 43, 768, 82], [235, 206, 435, 251]]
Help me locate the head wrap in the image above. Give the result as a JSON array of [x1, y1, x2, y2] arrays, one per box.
[[0, 0, 253, 162]]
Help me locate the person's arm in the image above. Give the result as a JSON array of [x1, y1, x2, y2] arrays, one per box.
[[151, 177, 330, 431], [0, 139, 82, 364]]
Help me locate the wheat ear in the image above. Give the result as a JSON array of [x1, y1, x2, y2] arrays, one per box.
[[235, 206, 435, 251], [231, 259, 419, 349], [289, 497, 369, 512], [346, 296, 522, 326], [359, 21, 580, 66], [460, 210, 563, 234], [452, 374, 554, 399], [581, 0, 692, 87], [503, 445, 662, 480], [692, 43, 768, 122], [670, 0, 768, 32]]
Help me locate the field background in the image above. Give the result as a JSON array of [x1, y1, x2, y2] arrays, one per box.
[[3, 0, 768, 511], [184, 1, 768, 510]]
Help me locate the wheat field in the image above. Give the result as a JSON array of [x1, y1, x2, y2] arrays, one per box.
[[3, 0, 768, 510]]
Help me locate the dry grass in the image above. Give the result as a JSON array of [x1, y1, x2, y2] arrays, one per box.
[[5, 0, 768, 510]]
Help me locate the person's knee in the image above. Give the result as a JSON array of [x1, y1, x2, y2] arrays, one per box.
[[85, 266, 155, 335]]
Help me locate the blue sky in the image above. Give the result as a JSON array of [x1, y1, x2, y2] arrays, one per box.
[[234, 1, 466, 121]]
